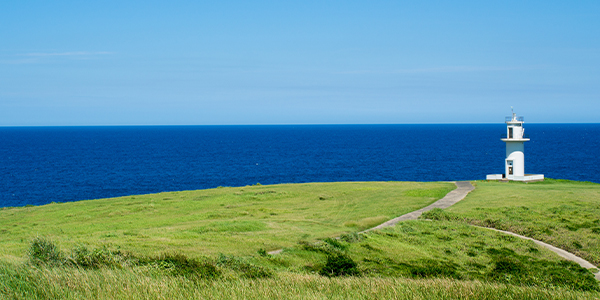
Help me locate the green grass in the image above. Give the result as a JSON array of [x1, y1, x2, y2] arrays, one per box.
[[11, 218, 597, 292], [274, 220, 598, 291], [3, 179, 600, 299], [1, 263, 598, 300], [422, 179, 600, 265], [0, 181, 454, 259]]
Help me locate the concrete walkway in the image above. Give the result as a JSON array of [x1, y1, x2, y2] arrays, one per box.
[[480, 227, 600, 280], [269, 181, 473, 255], [269, 181, 600, 281], [361, 181, 475, 233], [359, 181, 600, 280]]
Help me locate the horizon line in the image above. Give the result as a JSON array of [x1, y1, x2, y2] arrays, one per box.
[[1, 122, 599, 128]]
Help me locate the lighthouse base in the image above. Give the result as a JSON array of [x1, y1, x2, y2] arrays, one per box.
[[486, 174, 544, 182]]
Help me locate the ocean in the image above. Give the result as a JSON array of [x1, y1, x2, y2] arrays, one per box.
[[1, 124, 598, 207]]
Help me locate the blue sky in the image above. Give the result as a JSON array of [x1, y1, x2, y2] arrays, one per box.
[[1, 1, 599, 125]]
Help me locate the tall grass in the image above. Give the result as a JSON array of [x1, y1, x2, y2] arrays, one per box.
[[1, 263, 598, 300]]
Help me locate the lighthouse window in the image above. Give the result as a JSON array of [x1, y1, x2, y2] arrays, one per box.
[[508, 128, 513, 138]]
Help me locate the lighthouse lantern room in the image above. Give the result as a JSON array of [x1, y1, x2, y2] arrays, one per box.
[[486, 108, 544, 182]]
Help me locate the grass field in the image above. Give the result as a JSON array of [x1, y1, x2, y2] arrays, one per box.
[[423, 179, 600, 265], [0, 181, 454, 259], [274, 219, 597, 290], [2, 180, 600, 299], [2, 265, 598, 300]]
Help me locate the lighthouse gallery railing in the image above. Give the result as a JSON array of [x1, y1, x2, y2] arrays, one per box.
[[506, 116, 525, 122]]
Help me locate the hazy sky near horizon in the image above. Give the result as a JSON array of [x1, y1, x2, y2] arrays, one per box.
[[1, 1, 599, 125]]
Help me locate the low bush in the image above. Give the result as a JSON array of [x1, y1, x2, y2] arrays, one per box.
[[257, 248, 268, 256], [26, 238, 221, 279], [217, 254, 272, 278], [319, 253, 359, 277], [300, 238, 360, 277], [299, 240, 334, 254], [323, 238, 349, 251], [68, 245, 128, 269], [28, 237, 64, 266], [339, 232, 362, 243], [143, 252, 220, 278], [421, 208, 463, 221], [407, 259, 460, 279]]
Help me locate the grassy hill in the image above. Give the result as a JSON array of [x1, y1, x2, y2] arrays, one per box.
[[423, 179, 600, 265], [0, 181, 453, 259], [2, 180, 600, 299]]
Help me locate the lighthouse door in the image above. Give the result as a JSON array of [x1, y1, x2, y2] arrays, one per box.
[[507, 160, 513, 175]]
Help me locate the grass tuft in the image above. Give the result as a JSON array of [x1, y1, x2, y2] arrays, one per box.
[[217, 254, 272, 278], [408, 259, 460, 279], [320, 253, 359, 277], [28, 237, 64, 266], [142, 252, 220, 278]]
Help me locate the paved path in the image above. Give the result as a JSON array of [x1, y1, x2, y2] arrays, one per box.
[[360, 181, 600, 280], [269, 182, 473, 255], [269, 181, 600, 281], [361, 181, 474, 233], [480, 227, 600, 280]]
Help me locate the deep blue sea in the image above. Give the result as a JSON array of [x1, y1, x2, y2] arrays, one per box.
[[1, 124, 598, 208]]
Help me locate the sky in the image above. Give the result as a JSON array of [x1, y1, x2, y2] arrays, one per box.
[[1, 1, 599, 125]]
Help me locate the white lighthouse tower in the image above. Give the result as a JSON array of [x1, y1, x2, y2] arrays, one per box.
[[487, 108, 544, 182]]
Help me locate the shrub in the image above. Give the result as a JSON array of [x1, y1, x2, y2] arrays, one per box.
[[299, 240, 332, 254], [319, 253, 359, 277], [323, 238, 349, 251], [257, 248, 268, 256], [409, 259, 460, 279], [491, 256, 524, 275], [67, 245, 126, 269], [217, 254, 272, 278], [421, 208, 461, 221], [340, 232, 362, 243], [28, 237, 63, 266], [149, 253, 220, 278]]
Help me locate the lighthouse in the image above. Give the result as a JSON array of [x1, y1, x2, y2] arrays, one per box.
[[486, 108, 544, 182]]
